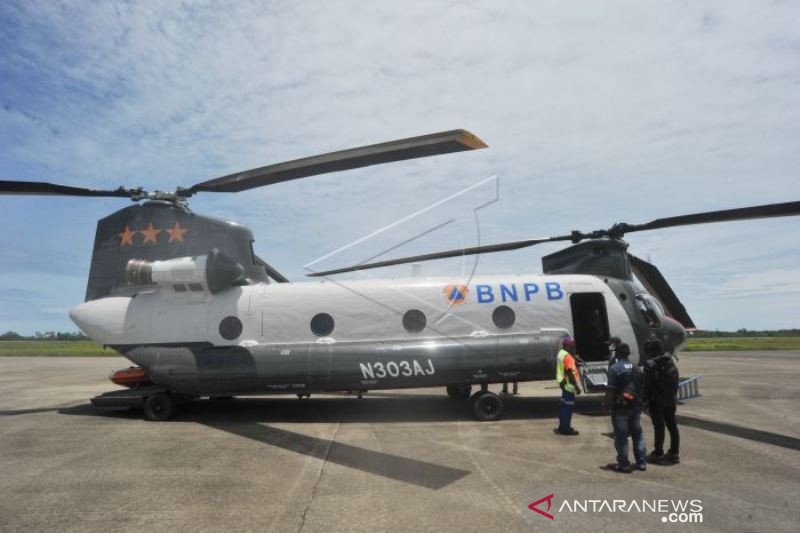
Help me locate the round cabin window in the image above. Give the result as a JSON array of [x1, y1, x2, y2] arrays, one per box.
[[219, 316, 243, 340], [492, 305, 516, 329], [310, 312, 335, 337], [402, 309, 427, 333]]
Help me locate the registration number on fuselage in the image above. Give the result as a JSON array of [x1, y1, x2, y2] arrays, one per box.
[[360, 359, 435, 380]]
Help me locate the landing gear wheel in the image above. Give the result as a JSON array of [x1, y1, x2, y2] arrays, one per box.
[[143, 393, 176, 421], [446, 384, 472, 400], [471, 391, 504, 422]]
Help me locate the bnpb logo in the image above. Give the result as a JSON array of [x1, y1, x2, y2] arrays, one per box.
[[443, 284, 469, 304]]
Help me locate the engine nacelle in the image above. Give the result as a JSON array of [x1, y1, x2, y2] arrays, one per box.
[[126, 248, 246, 294]]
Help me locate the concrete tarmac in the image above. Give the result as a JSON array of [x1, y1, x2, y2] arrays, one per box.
[[1, 352, 798, 532]]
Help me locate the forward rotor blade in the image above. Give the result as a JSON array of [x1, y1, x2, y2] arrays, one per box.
[[624, 201, 800, 234], [0, 180, 132, 198], [188, 129, 487, 194], [254, 254, 289, 283], [629, 254, 695, 330], [307, 236, 569, 277]]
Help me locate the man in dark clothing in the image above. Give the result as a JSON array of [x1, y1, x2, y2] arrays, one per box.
[[644, 340, 681, 464], [602, 335, 624, 438], [604, 343, 647, 473]]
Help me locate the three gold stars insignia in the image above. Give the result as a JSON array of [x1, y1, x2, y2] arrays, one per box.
[[118, 221, 188, 246]]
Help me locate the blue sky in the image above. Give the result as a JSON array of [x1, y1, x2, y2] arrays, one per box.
[[1, 0, 799, 335]]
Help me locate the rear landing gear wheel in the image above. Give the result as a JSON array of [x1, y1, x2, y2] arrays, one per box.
[[446, 384, 472, 400], [471, 391, 504, 422], [143, 393, 176, 421]]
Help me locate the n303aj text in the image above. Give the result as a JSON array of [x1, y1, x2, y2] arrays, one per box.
[[360, 359, 436, 380]]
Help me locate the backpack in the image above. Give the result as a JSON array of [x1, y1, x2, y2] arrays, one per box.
[[616, 365, 644, 407]]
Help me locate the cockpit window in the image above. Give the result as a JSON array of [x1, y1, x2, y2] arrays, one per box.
[[636, 294, 661, 328]]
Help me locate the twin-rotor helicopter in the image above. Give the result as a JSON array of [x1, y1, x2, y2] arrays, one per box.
[[3, 129, 798, 421]]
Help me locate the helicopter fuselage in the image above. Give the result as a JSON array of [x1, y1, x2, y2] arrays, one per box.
[[70, 273, 683, 396]]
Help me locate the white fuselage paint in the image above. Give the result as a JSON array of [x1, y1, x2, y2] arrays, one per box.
[[69, 274, 639, 360]]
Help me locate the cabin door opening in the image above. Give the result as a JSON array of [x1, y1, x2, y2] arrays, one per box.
[[570, 293, 610, 362]]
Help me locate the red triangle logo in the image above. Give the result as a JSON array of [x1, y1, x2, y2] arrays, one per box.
[[528, 493, 555, 520]]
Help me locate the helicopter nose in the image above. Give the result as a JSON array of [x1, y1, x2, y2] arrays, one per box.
[[69, 297, 130, 345], [663, 316, 687, 352]]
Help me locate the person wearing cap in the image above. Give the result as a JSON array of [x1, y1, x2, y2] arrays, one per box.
[[604, 342, 647, 472], [555, 336, 582, 436]]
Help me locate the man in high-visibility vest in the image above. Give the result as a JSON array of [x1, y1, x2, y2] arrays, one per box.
[[555, 336, 582, 436]]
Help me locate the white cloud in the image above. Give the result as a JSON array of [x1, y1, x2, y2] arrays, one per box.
[[714, 268, 800, 297], [1, 0, 799, 332]]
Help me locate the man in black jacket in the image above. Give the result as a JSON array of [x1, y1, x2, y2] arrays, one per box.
[[644, 340, 681, 464]]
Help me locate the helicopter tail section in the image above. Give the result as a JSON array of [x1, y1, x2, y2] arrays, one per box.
[[85, 202, 277, 301]]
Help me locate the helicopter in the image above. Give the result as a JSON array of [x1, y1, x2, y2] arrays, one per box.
[[2, 129, 798, 422]]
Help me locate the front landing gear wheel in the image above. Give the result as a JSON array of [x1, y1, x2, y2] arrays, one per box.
[[471, 391, 504, 421], [446, 384, 472, 400], [144, 393, 176, 421]]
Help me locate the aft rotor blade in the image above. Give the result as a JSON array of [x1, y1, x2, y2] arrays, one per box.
[[0, 180, 132, 198], [188, 129, 488, 194], [623, 201, 800, 234], [629, 254, 695, 329], [307, 236, 569, 277]]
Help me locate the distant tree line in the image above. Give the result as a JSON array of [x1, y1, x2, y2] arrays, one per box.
[[691, 329, 800, 338], [0, 331, 90, 341]]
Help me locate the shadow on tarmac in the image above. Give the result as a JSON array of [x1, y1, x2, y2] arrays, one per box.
[[58, 397, 489, 489], [0, 406, 67, 416], [52, 393, 800, 488], [205, 421, 470, 489], [55, 395, 587, 490], [675, 414, 800, 451], [0, 401, 81, 416], [59, 394, 586, 423], [52, 394, 800, 453]]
